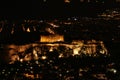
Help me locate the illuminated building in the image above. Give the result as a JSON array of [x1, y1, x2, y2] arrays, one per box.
[[72, 40, 108, 56], [40, 35, 64, 42]]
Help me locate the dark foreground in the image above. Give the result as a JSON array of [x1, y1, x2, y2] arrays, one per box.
[[0, 56, 120, 80]]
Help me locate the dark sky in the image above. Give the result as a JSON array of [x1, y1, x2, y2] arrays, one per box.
[[0, 0, 119, 18], [0, 0, 64, 18]]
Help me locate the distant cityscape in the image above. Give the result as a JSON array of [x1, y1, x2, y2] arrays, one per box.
[[0, 16, 120, 79], [0, 0, 120, 80]]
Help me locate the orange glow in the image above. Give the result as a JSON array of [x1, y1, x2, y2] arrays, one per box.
[[33, 49, 39, 60], [5, 40, 108, 63], [0, 27, 2, 32], [47, 22, 59, 28], [59, 54, 64, 58], [92, 74, 108, 80], [45, 28, 55, 34], [24, 54, 32, 61], [24, 73, 34, 79], [18, 44, 30, 52], [72, 40, 108, 56], [73, 48, 80, 56], [64, 22, 72, 25], [64, 0, 70, 3], [40, 35, 64, 42], [41, 56, 47, 60], [27, 28, 30, 32]]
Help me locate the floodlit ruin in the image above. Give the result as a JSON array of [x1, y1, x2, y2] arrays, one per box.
[[4, 38, 108, 63], [40, 35, 64, 42]]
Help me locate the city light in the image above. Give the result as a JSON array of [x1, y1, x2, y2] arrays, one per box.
[[40, 35, 64, 42], [64, 0, 70, 3], [41, 56, 47, 60], [0, 16, 119, 79], [27, 28, 30, 32]]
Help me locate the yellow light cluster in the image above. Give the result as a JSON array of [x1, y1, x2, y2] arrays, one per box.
[[40, 35, 64, 42]]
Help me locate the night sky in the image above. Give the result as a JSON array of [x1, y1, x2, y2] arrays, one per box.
[[0, 1, 118, 38], [0, 0, 119, 18]]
